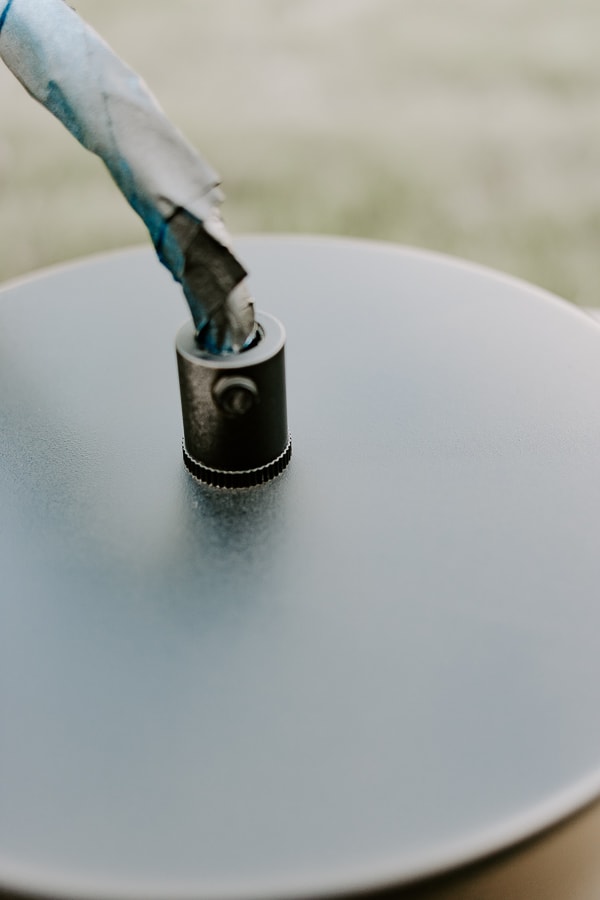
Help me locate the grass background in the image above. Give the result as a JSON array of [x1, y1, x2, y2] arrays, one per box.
[[2, 0, 600, 306]]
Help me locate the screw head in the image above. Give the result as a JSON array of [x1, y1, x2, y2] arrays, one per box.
[[212, 376, 259, 416]]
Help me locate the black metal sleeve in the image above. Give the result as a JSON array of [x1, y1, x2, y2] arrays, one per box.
[[176, 312, 291, 488]]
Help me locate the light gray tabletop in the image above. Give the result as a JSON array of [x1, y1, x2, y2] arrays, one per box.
[[1, 237, 600, 900]]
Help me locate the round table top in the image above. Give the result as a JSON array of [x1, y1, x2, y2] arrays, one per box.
[[1, 236, 600, 900]]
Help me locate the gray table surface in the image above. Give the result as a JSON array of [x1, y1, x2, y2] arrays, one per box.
[[1, 239, 600, 900]]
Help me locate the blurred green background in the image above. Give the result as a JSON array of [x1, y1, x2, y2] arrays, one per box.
[[2, 0, 600, 306]]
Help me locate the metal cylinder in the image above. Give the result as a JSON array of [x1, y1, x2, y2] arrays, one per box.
[[176, 311, 291, 488]]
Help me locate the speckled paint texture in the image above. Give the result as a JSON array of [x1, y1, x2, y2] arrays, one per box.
[[0, 0, 254, 352]]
